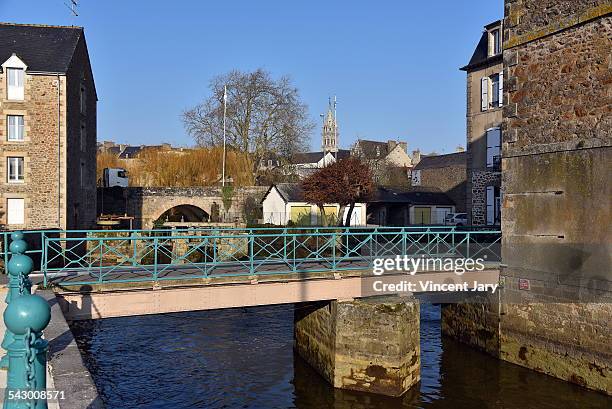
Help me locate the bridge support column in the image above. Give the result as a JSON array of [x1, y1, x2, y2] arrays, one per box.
[[294, 296, 420, 397]]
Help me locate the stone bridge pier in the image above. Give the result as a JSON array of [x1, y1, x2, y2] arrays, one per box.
[[294, 296, 420, 397]]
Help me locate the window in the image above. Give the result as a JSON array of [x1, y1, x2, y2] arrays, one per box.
[[490, 29, 501, 56], [491, 74, 500, 106], [486, 128, 501, 168], [7, 68, 24, 100], [80, 84, 87, 114], [7, 115, 24, 141], [80, 123, 87, 151], [411, 169, 421, 186], [7, 157, 24, 183], [80, 162, 85, 188], [486, 186, 501, 225], [6, 198, 25, 225], [481, 72, 503, 110]]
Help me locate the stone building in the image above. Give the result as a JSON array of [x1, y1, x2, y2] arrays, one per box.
[[499, 0, 611, 393], [461, 20, 504, 226], [0, 23, 97, 230], [351, 139, 412, 186], [444, 1, 611, 395], [410, 151, 467, 213]]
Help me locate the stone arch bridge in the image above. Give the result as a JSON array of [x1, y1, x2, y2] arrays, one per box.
[[97, 186, 268, 229]]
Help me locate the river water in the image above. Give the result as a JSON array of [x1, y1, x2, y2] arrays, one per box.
[[70, 304, 610, 409]]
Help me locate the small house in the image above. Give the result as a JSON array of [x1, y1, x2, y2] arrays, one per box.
[[367, 187, 456, 226], [261, 183, 366, 226]]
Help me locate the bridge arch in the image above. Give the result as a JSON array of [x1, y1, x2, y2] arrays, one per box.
[[152, 203, 212, 227]]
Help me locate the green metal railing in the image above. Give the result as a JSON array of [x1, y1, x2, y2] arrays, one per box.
[[37, 227, 501, 287], [0, 226, 462, 273]]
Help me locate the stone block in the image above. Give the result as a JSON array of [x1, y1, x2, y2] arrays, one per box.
[[294, 296, 420, 397]]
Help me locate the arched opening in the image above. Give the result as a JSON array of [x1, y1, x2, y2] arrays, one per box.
[[156, 204, 210, 224]]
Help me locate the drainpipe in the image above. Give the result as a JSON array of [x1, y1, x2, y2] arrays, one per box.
[[56, 74, 61, 228]]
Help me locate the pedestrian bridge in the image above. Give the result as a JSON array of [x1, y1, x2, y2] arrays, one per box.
[[4, 226, 501, 320]]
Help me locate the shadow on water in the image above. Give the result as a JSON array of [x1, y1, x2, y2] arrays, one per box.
[[70, 304, 610, 409]]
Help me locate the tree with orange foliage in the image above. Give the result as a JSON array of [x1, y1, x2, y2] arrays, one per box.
[[302, 157, 374, 227]]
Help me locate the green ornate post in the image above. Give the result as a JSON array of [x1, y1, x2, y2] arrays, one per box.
[[1, 233, 33, 369], [3, 294, 51, 409]]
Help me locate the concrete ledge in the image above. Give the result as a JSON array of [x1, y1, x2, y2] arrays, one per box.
[[38, 290, 104, 409]]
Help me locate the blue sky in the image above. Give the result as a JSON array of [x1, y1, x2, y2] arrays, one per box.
[[1, 0, 502, 154]]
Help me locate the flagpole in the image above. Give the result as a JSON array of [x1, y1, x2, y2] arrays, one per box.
[[222, 85, 227, 187]]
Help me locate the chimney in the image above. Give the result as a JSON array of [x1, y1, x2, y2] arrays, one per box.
[[387, 140, 397, 151], [399, 142, 408, 152], [412, 149, 421, 165]]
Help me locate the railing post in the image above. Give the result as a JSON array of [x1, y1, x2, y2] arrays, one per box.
[[249, 235, 254, 275], [3, 294, 51, 409], [466, 231, 471, 259], [1, 232, 33, 370], [153, 237, 159, 281], [99, 238, 104, 284], [131, 230, 137, 266], [332, 231, 336, 270]]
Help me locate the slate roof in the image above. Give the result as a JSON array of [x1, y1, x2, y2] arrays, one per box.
[[118, 146, 142, 159], [460, 20, 503, 71], [370, 187, 455, 206], [290, 149, 351, 164], [413, 152, 466, 170], [0, 23, 83, 73], [354, 140, 390, 159], [261, 183, 304, 203]]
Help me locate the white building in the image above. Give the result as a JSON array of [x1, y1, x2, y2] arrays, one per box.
[[261, 184, 366, 226]]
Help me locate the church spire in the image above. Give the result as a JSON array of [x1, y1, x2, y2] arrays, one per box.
[[322, 96, 338, 153]]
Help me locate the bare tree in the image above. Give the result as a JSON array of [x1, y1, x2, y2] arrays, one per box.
[[182, 69, 313, 160]]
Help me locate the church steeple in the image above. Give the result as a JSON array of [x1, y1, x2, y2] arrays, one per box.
[[322, 96, 338, 153]]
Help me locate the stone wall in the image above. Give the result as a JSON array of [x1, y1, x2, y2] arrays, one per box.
[[0, 73, 67, 229], [98, 186, 268, 228], [499, 0, 612, 394], [441, 296, 500, 357], [65, 35, 98, 230], [469, 170, 501, 226], [418, 163, 467, 213], [294, 296, 420, 397]]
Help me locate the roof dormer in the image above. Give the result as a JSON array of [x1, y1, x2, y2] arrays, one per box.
[[487, 22, 502, 57], [2, 54, 27, 101]]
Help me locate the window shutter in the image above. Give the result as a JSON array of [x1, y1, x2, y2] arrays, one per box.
[[498, 71, 504, 107], [486, 128, 501, 167], [7, 198, 25, 225], [481, 77, 489, 111], [486, 186, 494, 225]]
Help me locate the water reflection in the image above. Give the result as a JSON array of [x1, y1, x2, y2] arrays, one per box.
[[71, 304, 610, 409]]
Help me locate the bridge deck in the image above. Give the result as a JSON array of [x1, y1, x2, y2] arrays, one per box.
[[51, 265, 501, 320]]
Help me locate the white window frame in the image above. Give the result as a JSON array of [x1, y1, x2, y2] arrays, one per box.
[[7, 68, 25, 101], [489, 28, 501, 56], [7, 157, 24, 183], [490, 74, 500, 107], [7, 115, 24, 141], [486, 128, 502, 168], [6, 198, 25, 225]]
